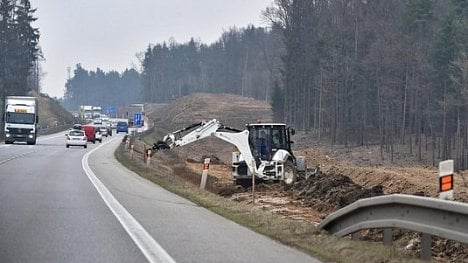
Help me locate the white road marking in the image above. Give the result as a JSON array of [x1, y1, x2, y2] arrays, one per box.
[[82, 137, 176, 263], [0, 150, 36, 165], [38, 133, 66, 141], [0, 133, 66, 148]]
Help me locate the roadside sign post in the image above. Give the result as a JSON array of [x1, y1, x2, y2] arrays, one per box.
[[252, 160, 256, 205], [439, 160, 454, 200], [134, 113, 142, 127], [146, 149, 152, 166], [200, 158, 210, 190]]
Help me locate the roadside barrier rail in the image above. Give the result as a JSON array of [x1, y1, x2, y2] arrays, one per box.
[[38, 124, 73, 135], [318, 194, 468, 260]]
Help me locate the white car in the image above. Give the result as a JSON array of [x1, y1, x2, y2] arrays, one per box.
[[95, 126, 103, 143], [66, 130, 87, 148], [98, 126, 108, 137], [94, 118, 103, 125]]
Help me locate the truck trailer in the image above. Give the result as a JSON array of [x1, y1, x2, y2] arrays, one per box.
[[3, 96, 39, 145]]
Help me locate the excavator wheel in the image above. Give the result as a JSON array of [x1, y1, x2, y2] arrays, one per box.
[[234, 179, 252, 188], [153, 141, 170, 150], [282, 161, 297, 189]]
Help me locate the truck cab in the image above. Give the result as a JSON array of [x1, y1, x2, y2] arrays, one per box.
[[3, 96, 39, 145]]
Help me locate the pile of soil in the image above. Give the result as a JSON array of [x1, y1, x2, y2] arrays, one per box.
[[146, 93, 272, 165], [294, 171, 384, 212], [147, 93, 272, 132]]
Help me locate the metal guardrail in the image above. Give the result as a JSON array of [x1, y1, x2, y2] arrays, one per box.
[[38, 124, 73, 135], [318, 194, 468, 260]]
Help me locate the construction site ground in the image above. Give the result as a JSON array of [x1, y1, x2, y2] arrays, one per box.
[[143, 93, 468, 262]]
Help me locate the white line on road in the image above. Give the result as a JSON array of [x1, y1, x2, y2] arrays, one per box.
[[82, 138, 176, 263], [0, 150, 36, 165]]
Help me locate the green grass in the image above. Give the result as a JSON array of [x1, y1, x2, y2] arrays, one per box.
[[115, 140, 421, 263]]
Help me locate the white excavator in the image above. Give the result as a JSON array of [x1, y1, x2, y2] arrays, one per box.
[[152, 119, 310, 187]]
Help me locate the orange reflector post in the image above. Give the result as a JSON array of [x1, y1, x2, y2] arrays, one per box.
[[439, 174, 453, 192], [200, 158, 210, 190]]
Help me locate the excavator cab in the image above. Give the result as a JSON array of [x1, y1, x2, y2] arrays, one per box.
[[230, 122, 299, 187], [247, 123, 294, 161]]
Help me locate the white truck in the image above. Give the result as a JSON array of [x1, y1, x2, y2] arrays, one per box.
[[79, 105, 93, 119], [3, 96, 39, 145]]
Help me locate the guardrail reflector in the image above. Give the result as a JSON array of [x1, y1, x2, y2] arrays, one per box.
[[440, 175, 453, 192]]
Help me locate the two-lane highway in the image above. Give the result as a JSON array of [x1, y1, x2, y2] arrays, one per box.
[[0, 132, 319, 262]]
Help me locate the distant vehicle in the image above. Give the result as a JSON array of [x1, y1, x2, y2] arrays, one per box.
[[116, 121, 128, 133], [110, 120, 117, 129], [98, 126, 108, 137], [82, 125, 96, 144], [94, 118, 102, 125], [79, 105, 93, 119], [66, 130, 87, 148], [102, 121, 112, 136], [104, 124, 112, 136], [92, 106, 102, 119], [94, 126, 103, 143], [72, 123, 82, 130], [3, 96, 39, 145]]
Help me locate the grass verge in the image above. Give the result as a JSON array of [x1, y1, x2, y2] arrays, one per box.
[[115, 142, 421, 263]]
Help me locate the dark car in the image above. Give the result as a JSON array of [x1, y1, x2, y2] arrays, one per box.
[[105, 124, 112, 136], [72, 123, 82, 130], [116, 121, 128, 133]]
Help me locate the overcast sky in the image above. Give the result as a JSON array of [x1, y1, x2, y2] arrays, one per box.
[[30, 0, 274, 98]]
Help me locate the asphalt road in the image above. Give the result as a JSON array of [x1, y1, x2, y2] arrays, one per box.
[[0, 132, 320, 263]]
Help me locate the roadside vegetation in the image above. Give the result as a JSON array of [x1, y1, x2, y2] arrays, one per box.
[[115, 138, 420, 263]]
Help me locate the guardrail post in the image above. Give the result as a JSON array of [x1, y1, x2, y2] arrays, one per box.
[[383, 228, 393, 246], [421, 233, 432, 261], [439, 160, 454, 200]]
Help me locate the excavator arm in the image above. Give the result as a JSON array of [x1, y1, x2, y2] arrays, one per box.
[[153, 119, 259, 176]]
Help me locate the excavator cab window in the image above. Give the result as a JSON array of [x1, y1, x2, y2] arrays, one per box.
[[249, 125, 288, 161]]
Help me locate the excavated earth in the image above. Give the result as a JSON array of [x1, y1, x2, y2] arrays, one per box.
[[144, 93, 468, 262]]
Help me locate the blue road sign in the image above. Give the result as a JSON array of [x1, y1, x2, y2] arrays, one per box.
[[134, 113, 142, 126], [107, 106, 117, 117]]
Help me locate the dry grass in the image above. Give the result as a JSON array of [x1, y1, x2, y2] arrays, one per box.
[[115, 142, 421, 263]]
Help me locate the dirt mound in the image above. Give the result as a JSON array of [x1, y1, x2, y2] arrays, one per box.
[[294, 171, 384, 212], [29, 91, 75, 128], [149, 93, 272, 131], [147, 93, 272, 164]]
